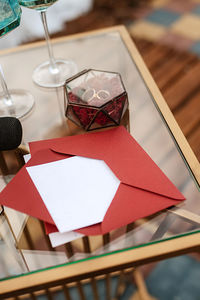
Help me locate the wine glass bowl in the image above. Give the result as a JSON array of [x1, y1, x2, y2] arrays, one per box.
[[19, 0, 78, 88], [0, 0, 21, 36], [18, 0, 58, 10]]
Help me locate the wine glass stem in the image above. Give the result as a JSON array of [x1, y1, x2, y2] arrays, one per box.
[[0, 65, 13, 106], [40, 10, 58, 73]]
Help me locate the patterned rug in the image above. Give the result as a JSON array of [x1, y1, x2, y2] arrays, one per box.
[[129, 0, 200, 55], [62, 0, 200, 57]]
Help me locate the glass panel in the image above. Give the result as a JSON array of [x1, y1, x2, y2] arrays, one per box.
[[103, 96, 127, 124], [66, 70, 125, 107], [0, 29, 199, 281], [0, 212, 28, 278], [89, 110, 115, 130]]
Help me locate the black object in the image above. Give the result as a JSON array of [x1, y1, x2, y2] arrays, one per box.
[[0, 117, 22, 151]]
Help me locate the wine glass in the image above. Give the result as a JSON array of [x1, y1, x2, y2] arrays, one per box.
[[0, 0, 34, 118], [19, 0, 78, 88]]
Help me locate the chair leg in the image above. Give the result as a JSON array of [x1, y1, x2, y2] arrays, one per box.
[[0, 151, 9, 175], [0, 145, 29, 178], [15, 145, 29, 169], [131, 269, 157, 300], [112, 271, 126, 300], [2, 211, 30, 272]]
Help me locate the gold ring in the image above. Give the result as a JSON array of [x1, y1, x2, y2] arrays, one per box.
[[82, 88, 110, 103]]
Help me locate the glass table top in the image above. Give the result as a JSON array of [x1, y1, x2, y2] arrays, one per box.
[[0, 27, 199, 281]]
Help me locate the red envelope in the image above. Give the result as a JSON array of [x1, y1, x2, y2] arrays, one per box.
[[0, 126, 185, 236]]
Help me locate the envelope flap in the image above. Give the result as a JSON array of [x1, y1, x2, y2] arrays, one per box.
[[37, 127, 184, 201], [76, 182, 183, 236], [29, 129, 113, 158]]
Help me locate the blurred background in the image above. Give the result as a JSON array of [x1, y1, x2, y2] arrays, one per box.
[[2, 0, 199, 163], [1, 1, 200, 299]]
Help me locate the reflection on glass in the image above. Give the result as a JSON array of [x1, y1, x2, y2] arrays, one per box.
[[19, 0, 78, 88], [0, 212, 28, 278], [0, 0, 34, 118]]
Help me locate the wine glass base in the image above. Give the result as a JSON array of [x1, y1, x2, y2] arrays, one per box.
[[0, 89, 34, 119], [32, 59, 78, 88]]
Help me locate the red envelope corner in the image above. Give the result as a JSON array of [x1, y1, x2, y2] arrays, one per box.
[[0, 126, 185, 236]]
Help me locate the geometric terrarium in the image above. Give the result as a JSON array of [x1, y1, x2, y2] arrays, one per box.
[[64, 69, 128, 131]]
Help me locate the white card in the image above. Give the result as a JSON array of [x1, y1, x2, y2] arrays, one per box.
[[49, 231, 84, 248], [27, 156, 120, 233], [24, 154, 31, 163]]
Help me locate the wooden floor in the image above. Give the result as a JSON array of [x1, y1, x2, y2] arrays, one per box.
[[133, 38, 200, 162]]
